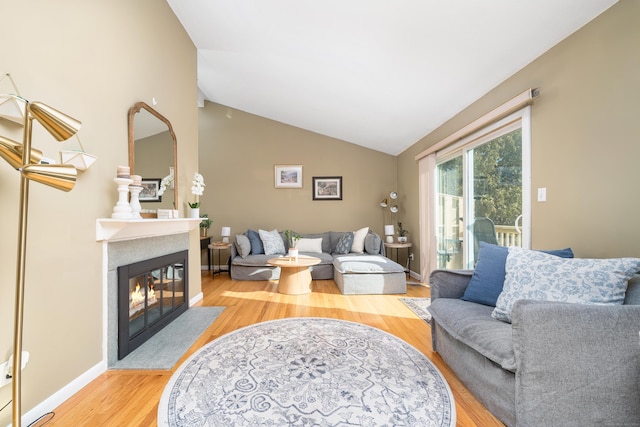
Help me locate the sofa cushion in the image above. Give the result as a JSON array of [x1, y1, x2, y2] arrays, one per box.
[[259, 229, 286, 255], [333, 255, 405, 274], [296, 237, 323, 253], [246, 229, 264, 254], [334, 232, 354, 255], [462, 242, 574, 307], [235, 234, 251, 258], [428, 298, 516, 372], [364, 232, 382, 255], [232, 252, 333, 267], [300, 232, 332, 253], [492, 247, 640, 323], [351, 227, 369, 253]]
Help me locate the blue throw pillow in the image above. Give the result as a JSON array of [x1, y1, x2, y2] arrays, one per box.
[[246, 229, 264, 255], [333, 232, 354, 255], [461, 242, 574, 307]]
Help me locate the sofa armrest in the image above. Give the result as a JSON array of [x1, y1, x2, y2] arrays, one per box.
[[428, 269, 473, 300], [511, 300, 640, 427]]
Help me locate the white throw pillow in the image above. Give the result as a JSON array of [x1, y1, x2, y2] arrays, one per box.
[[258, 229, 285, 255], [492, 247, 640, 323], [296, 238, 323, 253], [351, 227, 369, 253]]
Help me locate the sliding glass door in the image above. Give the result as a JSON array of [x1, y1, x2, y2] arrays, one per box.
[[436, 113, 529, 270]]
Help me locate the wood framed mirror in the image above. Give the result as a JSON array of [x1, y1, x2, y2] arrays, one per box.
[[128, 102, 178, 210]]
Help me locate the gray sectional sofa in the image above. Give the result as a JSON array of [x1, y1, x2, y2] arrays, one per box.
[[428, 245, 640, 427], [229, 228, 407, 294]]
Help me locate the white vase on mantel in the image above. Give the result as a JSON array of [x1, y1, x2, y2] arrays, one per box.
[[190, 208, 200, 219]]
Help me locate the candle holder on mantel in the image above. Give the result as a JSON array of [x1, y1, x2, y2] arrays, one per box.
[[112, 177, 133, 218], [129, 185, 142, 219]]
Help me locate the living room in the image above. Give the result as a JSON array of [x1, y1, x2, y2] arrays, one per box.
[[1, 0, 638, 426]]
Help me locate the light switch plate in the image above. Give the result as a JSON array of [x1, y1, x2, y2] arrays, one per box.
[[537, 187, 547, 202]]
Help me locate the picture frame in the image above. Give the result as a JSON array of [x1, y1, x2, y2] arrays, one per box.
[[274, 165, 303, 188], [139, 178, 162, 202], [312, 176, 342, 200]]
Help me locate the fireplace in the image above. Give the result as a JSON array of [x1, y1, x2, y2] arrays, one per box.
[[117, 250, 189, 359]]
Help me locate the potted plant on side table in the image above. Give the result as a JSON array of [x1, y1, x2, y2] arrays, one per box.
[[396, 222, 409, 243], [200, 214, 213, 237]]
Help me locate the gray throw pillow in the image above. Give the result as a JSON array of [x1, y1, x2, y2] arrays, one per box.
[[334, 232, 354, 255], [235, 234, 251, 258], [364, 233, 381, 255], [258, 229, 285, 255]]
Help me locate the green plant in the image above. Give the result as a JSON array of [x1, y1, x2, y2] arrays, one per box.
[[284, 229, 301, 247], [199, 214, 213, 229], [396, 222, 409, 237]]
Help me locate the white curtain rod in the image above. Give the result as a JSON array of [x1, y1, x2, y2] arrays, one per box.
[[415, 88, 539, 161]]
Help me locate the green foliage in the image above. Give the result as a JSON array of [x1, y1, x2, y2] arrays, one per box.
[[199, 214, 213, 229], [396, 222, 409, 237], [284, 229, 301, 247], [438, 128, 522, 227]]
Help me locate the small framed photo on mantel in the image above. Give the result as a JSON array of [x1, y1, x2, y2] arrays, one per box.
[[274, 165, 303, 188], [312, 176, 342, 200]]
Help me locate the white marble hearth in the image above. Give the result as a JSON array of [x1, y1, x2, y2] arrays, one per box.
[[97, 218, 201, 366]]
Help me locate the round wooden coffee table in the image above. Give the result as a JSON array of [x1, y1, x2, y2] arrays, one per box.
[[267, 255, 321, 295]]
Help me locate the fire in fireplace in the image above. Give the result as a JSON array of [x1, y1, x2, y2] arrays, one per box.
[[117, 250, 189, 359]]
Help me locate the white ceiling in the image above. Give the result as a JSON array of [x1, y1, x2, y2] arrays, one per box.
[[167, 0, 617, 155]]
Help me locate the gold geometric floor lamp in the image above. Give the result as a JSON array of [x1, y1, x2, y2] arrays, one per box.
[[0, 95, 80, 427]]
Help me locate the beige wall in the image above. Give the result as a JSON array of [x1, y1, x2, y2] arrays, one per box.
[[197, 103, 397, 246], [399, 0, 640, 274], [0, 0, 198, 423]]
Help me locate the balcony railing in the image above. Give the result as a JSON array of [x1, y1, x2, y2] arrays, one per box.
[[495, 225, 521, 247]]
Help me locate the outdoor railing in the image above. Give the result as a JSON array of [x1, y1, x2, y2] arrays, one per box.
[[495, 225, 521, 247]]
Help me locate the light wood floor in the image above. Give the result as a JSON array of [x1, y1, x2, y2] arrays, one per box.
[[47, 272, 504, 427]]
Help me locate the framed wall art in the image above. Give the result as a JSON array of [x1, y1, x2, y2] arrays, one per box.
[[140, 178, 162, 202], [312, 176, 342, 200], [274, 165, 303, 188]]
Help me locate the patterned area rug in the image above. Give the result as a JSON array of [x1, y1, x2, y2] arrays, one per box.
[[399, 297, 432, 324], [158, 317, 455, 426]]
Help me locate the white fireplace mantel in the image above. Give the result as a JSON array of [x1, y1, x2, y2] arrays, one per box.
[[96, 218, 202, 242]]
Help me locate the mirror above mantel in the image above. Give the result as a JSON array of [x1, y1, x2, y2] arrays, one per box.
[[128, 102, 178, 211]]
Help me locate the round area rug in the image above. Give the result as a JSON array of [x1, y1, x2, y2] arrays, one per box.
[[158, 317, 455, 426]]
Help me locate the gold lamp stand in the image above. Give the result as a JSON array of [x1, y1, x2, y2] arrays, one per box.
[[0, 95, 80, 427]]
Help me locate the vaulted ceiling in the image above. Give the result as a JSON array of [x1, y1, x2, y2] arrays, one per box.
[[167, 0, 617, 155]]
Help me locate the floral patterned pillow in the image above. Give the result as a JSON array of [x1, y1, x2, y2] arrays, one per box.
[[492, 247, 640, 323], [258, 229, 285, 255]]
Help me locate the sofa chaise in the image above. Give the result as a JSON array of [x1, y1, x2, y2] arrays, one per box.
[[428, 243, 640, 427], [229, 227, 407, 294]]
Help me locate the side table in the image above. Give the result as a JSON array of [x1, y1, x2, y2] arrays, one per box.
[[200, 236, 212, 270], [384, 242, 413, 273], [209, 242, 232, 276]]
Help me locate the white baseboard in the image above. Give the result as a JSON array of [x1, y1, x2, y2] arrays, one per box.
[[17, 361, 106, 427], [189, 291, 203, 306]]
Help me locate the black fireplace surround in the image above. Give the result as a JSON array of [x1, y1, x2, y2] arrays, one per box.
[[117, 250, 189, 359]]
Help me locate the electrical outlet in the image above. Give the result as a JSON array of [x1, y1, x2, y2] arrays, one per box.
[[409, 253, 414, 261], [0, 351, 29, 389]]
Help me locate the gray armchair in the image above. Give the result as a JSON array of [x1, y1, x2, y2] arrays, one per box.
[[428, 269, 640, 427]]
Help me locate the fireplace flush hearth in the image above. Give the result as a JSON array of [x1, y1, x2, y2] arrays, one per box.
[[117, 250, 188, 359]]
